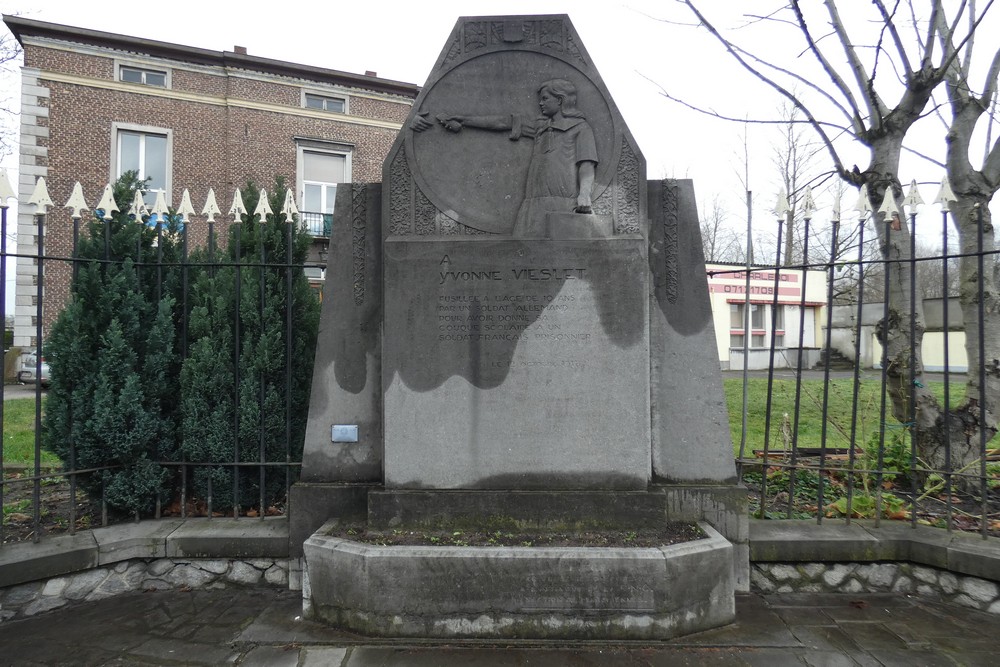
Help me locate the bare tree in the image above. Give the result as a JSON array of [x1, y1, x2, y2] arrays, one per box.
[[700, 194, 743, 262], [0, 25, 21, 159], [669, 1, 996, 485], [930, 4, 1000, 476], [771, 100, 822, 266]]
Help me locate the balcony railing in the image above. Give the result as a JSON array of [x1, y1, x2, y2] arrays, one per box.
[[300, 211, 332, 238]]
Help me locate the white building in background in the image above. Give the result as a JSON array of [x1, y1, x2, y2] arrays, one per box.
[[705, 263, 829, 370]]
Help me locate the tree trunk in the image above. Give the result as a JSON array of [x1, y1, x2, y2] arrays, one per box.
[[864, 143, 943, 484], [921, 195, 1000, 486]]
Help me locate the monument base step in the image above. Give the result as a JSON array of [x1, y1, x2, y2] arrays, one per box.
[[303, 520, 735, 640], [367, 485, 747, 532]]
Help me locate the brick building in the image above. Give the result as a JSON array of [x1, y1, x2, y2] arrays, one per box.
[[4, 15, 418, 348]]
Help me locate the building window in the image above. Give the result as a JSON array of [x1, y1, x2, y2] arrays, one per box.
[[774, 305, 785, 331], [297, 142, 351, 236], [729, 303, 744, 329], [117, 64, 169, 87], [303, 92, 346, 113], [751, 334, 766, 348], [750, 304, 765, 329], [113, 124, 172, 208], [730, 334, 745, 349]]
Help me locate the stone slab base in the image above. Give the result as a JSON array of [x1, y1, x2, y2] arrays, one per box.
[[367, 485, 749, 592], [303, 521, 734, 639]]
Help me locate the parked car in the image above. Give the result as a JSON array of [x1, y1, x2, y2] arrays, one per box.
[[17, 350, 50, 388]]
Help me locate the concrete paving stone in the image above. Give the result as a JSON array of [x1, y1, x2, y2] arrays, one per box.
[[770, 606, 835, 626], [799, 652, 864, 667], [640, 647, 750, 665], [125, 637, 239, 665], [766, 592, 882, 608], [865, 649, 962, 667], [345, 647, 528, 666], [833, 621, 908, 652], [788, 624, 854, 652], [300, 647, 349, 666], [238, 645, 303, 667], [819, 597, 905, 622], [737, 647, 812, 666]]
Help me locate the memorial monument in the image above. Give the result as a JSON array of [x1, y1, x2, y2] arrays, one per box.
[[293, 15, 746, 640]]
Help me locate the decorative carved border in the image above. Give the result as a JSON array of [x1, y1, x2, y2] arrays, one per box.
[[351, 184, 367, 305], [662, 182, 679, 305], [388, 150, 411, 236]]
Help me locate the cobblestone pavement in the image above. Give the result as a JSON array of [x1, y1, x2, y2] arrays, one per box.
[[0, 588, 997, 665]]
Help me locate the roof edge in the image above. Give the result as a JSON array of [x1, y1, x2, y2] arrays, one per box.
[[3, 14, 420, 98]]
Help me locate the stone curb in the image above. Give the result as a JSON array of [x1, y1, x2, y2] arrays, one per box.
[[749, 519, 1000, 582], [0, 517, 288, 589]]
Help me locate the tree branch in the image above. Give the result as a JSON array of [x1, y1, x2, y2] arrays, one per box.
[[872, 0, 914, 79], [788, 0, 867, 134], [680, 1, 850, 179], [820, 0, 888, 125]]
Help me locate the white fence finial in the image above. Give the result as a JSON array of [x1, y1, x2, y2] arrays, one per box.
[[878, 187, 901, 220], [177, 189, 196, 222], [854, 184, 872, 218], [903, 179, 924, 214], [935, 176, 957, 212], [0, 168, 16, 208], [150, 189, 170, 219], [96, 184, 119, 221], [254, 189, 273, 219], [281, 189, 299, 222], [801, 186, 816, 219], [773, 189, 791, 218], [64, 182, 89, 220], [130, 190, 149, 219], [202, 189, 221, 223], [28, 177, 54, 214], [229, 189, 246, 221]]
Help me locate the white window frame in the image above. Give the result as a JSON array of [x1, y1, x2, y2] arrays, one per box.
[[296, 141, 352, 212], [301, 89, 348, 114], [110, 122, 174, 207], [115, 61, 171, 88]]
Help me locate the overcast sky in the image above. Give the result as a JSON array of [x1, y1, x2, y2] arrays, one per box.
[[1, 0, 995, 306]]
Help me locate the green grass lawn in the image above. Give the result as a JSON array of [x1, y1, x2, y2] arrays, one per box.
[[2, 397, 59, 467], [724, 377, 978, 456]]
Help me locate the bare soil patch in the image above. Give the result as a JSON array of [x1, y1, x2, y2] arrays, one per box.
[[331, 522, 705, 548]]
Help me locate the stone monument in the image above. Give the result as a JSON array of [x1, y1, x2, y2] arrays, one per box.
[[293, 15, 746, 640]]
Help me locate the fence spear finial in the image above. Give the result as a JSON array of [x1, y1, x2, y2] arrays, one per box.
[[150, 189, 169, 220], [96, 184, 119, 221], [177, 189, 196, 222], [229, 189, 246, 221], [854, 184, 872, 218], [878, 187, 901, 220], [903, 179, 924, 214], [773, 188, 791, 219], [0, 168, 16, 208], [281, 189, 299, 222], [934, 176, 957, 212], [130, 189, 149, 219], [28, 177, 53, 214], [254, 189, 273, 219], [202, 188, 221, 223], [64, 182, 89, 219], [801, 186, 816, 219]]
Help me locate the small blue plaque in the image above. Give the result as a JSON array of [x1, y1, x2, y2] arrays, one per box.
[[331, 424, 359, 443]]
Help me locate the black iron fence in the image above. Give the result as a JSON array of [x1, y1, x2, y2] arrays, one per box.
[[1, 181, 998, 550], [728, 190, 997, 539], [0, 184, 322, 547]]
